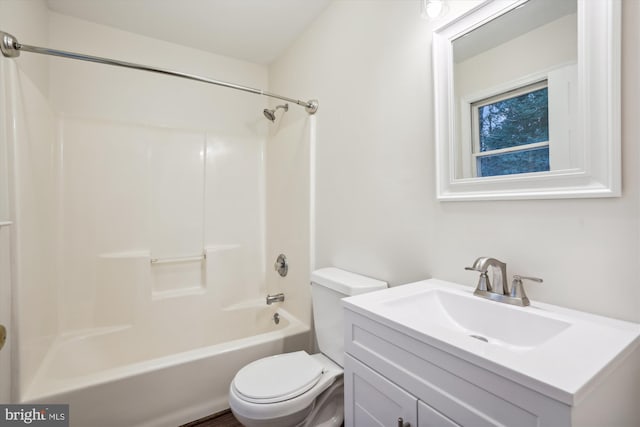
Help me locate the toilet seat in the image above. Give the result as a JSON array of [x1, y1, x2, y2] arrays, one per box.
[[229, 352, 343, 426], [232, 351, 324, 404]]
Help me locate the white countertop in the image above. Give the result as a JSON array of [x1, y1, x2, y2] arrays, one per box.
[[343, 279, 640, 405]]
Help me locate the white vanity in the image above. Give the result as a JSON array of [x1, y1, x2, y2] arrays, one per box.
[[342, 279, 640, 427]]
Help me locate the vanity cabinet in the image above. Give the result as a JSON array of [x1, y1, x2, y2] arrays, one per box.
[[343, 305, 639, 427], [345, 354, 417, 427], [345, 354, 460, 427]]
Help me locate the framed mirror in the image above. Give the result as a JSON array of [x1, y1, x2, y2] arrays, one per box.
[[433, 0, 620, 200]]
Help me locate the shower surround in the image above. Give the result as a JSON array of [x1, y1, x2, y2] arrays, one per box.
[[0, 6, 313, 426]]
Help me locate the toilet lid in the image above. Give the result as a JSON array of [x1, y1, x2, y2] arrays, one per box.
[[233, 351, 324, 404]]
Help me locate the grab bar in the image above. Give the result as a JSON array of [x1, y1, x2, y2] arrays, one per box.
[[150, 253, 206, 264]]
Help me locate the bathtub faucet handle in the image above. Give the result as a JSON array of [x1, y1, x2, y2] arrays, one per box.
[[266, 293, 285, 305], [274, 254, 288, 277]]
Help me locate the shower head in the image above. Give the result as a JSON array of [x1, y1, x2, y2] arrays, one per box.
[[263, 104, 289, 122], [263, 109, 276, 122]]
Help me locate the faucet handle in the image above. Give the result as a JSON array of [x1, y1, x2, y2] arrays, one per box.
[[465, 267, 492, 292], [510, 275, 543, 306], [514, 275, 543, 283]]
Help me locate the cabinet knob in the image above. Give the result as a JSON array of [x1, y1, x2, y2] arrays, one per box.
[[398, 417, 410, 427]]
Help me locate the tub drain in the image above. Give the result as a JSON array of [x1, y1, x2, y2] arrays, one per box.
[[470, 334, 489, 343]]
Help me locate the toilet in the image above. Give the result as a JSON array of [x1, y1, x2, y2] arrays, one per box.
[[228, 267, 387, 427]]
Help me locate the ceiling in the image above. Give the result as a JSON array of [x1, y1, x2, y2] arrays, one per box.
[[46, 0, 332, 65]]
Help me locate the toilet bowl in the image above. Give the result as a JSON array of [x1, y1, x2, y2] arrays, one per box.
[[228, 268, 387, 427]]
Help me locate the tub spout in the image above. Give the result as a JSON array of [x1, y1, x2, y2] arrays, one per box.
[[266, 293, 285, 305]]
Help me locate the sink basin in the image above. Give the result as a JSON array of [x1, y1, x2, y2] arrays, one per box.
[[381, 288, 571, 349], [342, 278, 640, 400]]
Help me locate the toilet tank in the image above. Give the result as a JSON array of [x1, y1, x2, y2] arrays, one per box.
[[310, 267, 387, 367]]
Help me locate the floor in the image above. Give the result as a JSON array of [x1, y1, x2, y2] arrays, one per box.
[[180, 409, 242, 427]]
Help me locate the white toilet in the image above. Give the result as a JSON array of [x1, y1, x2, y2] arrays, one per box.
[[228, 267, 387, 427]]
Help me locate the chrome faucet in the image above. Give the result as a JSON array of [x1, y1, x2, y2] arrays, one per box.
[[266, 293, 285, 305], [465, 257, 542, 306]]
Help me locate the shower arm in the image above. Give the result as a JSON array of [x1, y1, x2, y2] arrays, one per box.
[[0, 31, 318, 115]]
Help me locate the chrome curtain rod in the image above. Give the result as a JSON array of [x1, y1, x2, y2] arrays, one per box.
[[0, 31, 318, 115]]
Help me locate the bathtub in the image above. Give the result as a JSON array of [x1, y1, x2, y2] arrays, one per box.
[[21, 304, 310, 427]]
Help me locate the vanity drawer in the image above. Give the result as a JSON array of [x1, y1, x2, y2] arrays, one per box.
[[344, 309, 571, 427]]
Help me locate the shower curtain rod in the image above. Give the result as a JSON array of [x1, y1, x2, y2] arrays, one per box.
[[0, 31, 318, 115]]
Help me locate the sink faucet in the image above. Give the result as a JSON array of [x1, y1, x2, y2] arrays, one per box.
[[465, 257, 542, 306], [465, 257, 508, 295], [266, 293, 285, 305]]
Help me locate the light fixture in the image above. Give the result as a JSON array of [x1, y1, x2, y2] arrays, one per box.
[[421, 0, 447, 20]]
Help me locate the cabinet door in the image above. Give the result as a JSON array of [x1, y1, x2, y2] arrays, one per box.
[[344, 354, 417, 427], [418, 400, 461, 427]]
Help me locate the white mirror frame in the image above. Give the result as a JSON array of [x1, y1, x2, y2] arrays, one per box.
[[433, 0, 621, 201]]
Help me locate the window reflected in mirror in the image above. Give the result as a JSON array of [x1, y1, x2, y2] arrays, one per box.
[[452, 0, 577, 179], [473, 81, 549, 177]]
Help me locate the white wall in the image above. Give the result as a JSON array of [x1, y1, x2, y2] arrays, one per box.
[[0, 0, 57, 400], [0, 0, 49, 96], [454, 13, 577, 99], [270, 0, 640, 323]]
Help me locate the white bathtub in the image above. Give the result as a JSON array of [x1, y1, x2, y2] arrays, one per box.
[[21, 305, 310, 427]]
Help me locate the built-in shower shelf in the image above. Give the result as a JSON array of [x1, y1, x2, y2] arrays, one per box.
[[150, 253, 206, 264], [0, 221, 13, 227]]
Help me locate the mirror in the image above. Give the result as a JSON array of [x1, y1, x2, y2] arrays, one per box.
[[433, 0, 620, 200]]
